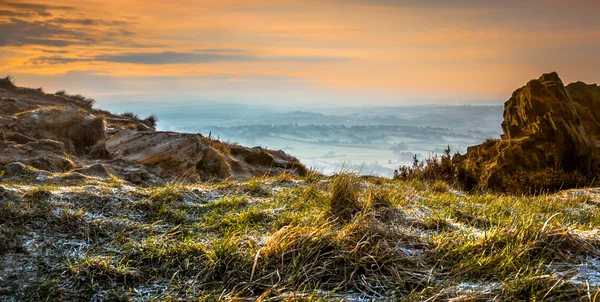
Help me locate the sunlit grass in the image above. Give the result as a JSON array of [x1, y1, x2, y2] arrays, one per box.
[[1, 174, 599, 301]]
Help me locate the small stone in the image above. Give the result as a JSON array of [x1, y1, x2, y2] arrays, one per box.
[[5, 132, 35, 144], [127, 172, 142, 184], [5, 162, 27, 176], [74, 163, 109, 178]]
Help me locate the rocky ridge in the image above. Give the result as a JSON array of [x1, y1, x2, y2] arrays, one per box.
[[0, 77, 306, 185]]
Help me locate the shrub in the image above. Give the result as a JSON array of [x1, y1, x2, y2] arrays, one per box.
[[143, 114, 158, 128], [394, 144, 593, 195], [54, 90, 96, 109], [49, 114, 106, 154], [394, 146, 476, 191], [121, 112, 140, 120], [0, 75, 16, 88], [364, 187, 393, 210]]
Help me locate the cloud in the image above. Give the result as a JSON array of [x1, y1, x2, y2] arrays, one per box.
[[27, 50, 350, 65], [0, 18, 73, 46], [0, 0, 73, 11], [96, 51, 257, 64], [0, 9, 34, 17], [0, 0, 73, 17], [48, 17, 128, 26], [0, 16, 134, 47]]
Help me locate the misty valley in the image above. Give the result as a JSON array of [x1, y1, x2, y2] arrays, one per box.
[[102, 102, 503, 176]]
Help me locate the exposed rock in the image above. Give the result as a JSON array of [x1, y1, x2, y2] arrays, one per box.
[[0, 78, 306, 185], [49, 172, 92, 183], [3, 132, 36, 144], [0, 140, 75, 173], [6, 106, 106, 154], [0, 103, 21, 115], [460, 72, 600, 190], [88, 140, 113, 159], [104, 158, 164, 186], [126, 171, 143, 184], [4, 162, 26, 176], [103, 130, 306, 181], [74, 163, 109, 178]]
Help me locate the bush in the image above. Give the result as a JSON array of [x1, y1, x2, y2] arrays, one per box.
[[394, 145, 593, 195], [394, 146, 477, 191], [121, 112, 140, 119], [0, 75, 16, 88], [50, 114, 106, 154], [54, 90, 96, 109], [143, 114, 158, 128]]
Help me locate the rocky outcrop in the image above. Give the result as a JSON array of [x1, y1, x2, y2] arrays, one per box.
[[0, 78, 306, 185], [101, 130, 306, 181], [5, 106, 106, 154], [460, 72, 600, 190], [0, 139, 75, 172]]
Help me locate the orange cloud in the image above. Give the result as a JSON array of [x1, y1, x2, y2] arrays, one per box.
[[2, 0, 600, 103]]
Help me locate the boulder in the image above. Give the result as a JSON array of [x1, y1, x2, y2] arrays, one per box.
[[103, 130, 306, 181], [0, 139, 75, 173], [4, 162, 27, 176], [0, 103, 21, 115], [6, 106, 106, 154], [461, 72, 600, 190], [4, 132, 36, 144], [74, 163, 109, 178]]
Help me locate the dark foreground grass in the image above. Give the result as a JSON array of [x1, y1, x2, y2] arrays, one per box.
[[1, 175, 599, 301]]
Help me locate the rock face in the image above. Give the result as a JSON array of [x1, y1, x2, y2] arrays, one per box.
[[102, 130, 306, 181], [461, 72, 600, 189], [0, 78, 306, 184]]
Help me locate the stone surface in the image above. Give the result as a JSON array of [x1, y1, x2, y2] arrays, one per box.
[[4, 132, 36, 144], [5, 162, 26, 176], [103, 130, 306, 181], [73, 163, 109, 178], [460, 72, 600, 189]]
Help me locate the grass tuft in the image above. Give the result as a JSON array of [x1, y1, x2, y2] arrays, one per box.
[[329, 172, 362, 222]]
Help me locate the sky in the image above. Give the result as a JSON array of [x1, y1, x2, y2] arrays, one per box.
[[2, 0, 600, 106]]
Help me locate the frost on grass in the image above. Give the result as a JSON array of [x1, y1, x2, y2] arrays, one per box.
[[1, 176, 599, 301]]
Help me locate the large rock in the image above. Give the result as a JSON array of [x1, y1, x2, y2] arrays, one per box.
[[4, 162, 27, 176], [73, 163, 109, 178], [3, 132, 36, 144], [102, 130, 306, 181], [3, 106, 106, 154], [0, 78, 306, 184], [0, 139, 75, 173], [460, 72, 600, 189]]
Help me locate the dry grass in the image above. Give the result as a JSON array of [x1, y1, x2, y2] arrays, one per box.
[[329, 172, 362, 222], [1, 174, 599, 301], [54, 90, 96, 109]]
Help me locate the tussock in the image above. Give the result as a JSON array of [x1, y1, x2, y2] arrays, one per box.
[[329, 172, 362, 222]]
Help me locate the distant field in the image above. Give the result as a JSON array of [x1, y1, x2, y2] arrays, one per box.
[[100, 102, 503, 176]]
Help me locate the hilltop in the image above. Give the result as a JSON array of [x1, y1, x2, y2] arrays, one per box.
[[0, 76, 306, 185], [1, 75, 600, 301]]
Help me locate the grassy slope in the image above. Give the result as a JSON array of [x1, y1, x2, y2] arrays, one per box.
[[1, 173, 600, 301]]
